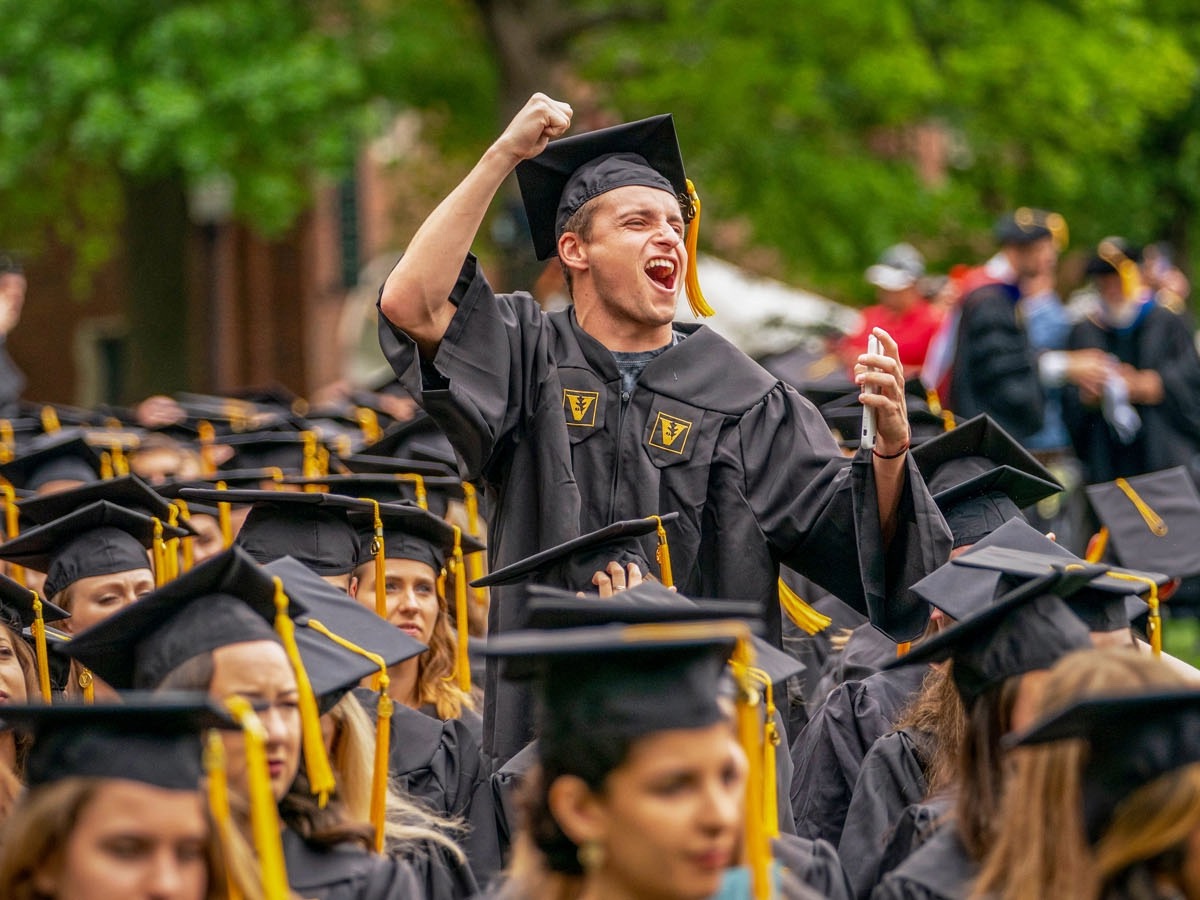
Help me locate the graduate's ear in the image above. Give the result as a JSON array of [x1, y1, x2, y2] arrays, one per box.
[[547, 773, 609, 846], [558, 231, 589, 275]]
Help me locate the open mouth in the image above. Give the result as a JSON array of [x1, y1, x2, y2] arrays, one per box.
[[645, 257, 677, 292]]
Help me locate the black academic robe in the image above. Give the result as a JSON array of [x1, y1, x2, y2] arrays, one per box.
[[378, 255, 951, 765], [773, 833, 855, 900], [1063, 302, 1200, 484], [810, 624, 899, 709], [398, 841, 479, 900], [839, 730, 931, 899], [869, 823, 976, 900], [948, 281, 1043, 441], [282, 828, 423, 900], [789, 664, 929, 846], [354, 689, 484, 821]]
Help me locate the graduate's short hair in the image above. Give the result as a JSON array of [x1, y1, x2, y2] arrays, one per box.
[[557, 196, 600, 299]]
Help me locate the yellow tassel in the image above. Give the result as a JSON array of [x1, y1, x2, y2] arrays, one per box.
[[1, 484, 24, 587], [302, 432, 319, 479], [651, 515, 674, 588], [30, 591, 51, 703], [40, 405, 60, 434], [778, 579, 831, 635], [112, 444, 130, 477], [925, 390, 943, 417], [271, 578, 337, 807], [175, 501, 195, 572], [363, 499, 387, 619], [1046, 212, 1069, 251], [224, 697, 289, 900], [99, 451, 114, 480], [729, 635, 770, 900], [1085, 527, 1110, 563], [684, 179, 714, 318], [306, 618, 392, 854], [1106, 571, 1163, 657], [151, 518, 168, 587], [0, 420, 13, 464], [355, 407, 383, 446], [204, 730, 244, 900], [462, 484, 488, 608], [216, 480, 233, 549], [896, 641, 912, 658], [79, 667, 94, 703], [396, 473, 428, 510], [198, 421, 217, 477], [449, 527, 471, 693], [1114, 477, 1168, 537], [164, 506, 181, 582], [749, 668, 781, 840]]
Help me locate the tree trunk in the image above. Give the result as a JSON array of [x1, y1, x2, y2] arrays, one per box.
[[121, 172, 192, 402]]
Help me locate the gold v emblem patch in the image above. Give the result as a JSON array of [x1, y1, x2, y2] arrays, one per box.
[[563, 389, 599, 427], [649, 411, 692, 454]]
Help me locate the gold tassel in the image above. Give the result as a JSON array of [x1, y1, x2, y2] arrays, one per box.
[[1114, 477, 1168, 536], [271, 577, 337, 806], [175, 500, 195, 572], [896, 641, 912, 658], [204, 730, 244, 900], [1, 484, 24, 587], [151, 518, 168, 587], [164, 506, 181, 581], [364, 499, 387, 619], [99, 451, 114, 480], [729, 634, 770, 900], [683, 179, 714, 318], [216, 480, 233, 549], [30, 591, 51, 703], [1085, 527, 1110, 563], [224, 697, 289, 900], [198, 421, 217, 477], [112, 444, 130, 477], [355, 408, 383, 446], [40, 405, 60, 434], [462, 484, 488, 608], [448, 527, 471, 693], [778, 579, 831, 635], [651, 515, 674, 588], [749, 668, 781, 840], [301, 432, 319, 478], [1106, 571, 1163, 657], [0, 420, 13, 464], [396, 473, 427, 510], [79, 667, 94, 704], [306, 619, 393, 854]]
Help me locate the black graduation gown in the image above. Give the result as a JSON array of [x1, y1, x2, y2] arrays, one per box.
[[1062, 302, 1200, 484], [378, 255, 951, 765], [948, 281, 1043, 441], [282, 828, 423, 900], [838, 730, 931, 899], [869, 824, 976, 900], [810, 624, 899, 710], [354, 689, 484, 821], [773, 833, 855, 900], [398, 840, 479, 900], [789, 664, 929, 845]]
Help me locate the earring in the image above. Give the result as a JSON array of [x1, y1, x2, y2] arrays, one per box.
[[577, 839, 605, 873]]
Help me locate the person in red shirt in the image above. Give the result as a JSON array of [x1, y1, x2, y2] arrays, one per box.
[[840, 243, 942, 377]]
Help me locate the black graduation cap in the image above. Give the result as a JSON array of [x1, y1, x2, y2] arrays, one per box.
[[483, 621, 742, 762], [152, 479, 222, 518], [887, 570, 1094, 706], [1013, 690, 1200, 843], [346, 501, 484, 573], [58, 546, 284, 690], [0, 432, 104, 491], [295, 468, 467, 518], [994, 208, 1068, 247], [515, 581, 802, 685], [0, 573, 68, 630], [471, 512, 680, 589], [334, 455, 457, 479], [216, 431, 326, 474], [179, 488, 367, 575], [357, 414, 451, 461], [516, 114, 692, 261], [1085, 236, 1141, 277], [1085, 467, 1200, 579], [0, 500, 189, 599], [911, 415, 1062, 548], [0, 693, 234, 790], [17, 474, 193, 530]]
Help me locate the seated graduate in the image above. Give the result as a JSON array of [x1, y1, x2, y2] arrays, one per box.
[[1008, 688, 1200, 900], [481, 617, 826, 900], [868, 565, 1104, 899], [840, 519, 1166, 898], [59, 547, 425, 900], [971, 647, 1187, 900], [264, 555, 479, 900], [0, 695, 261, 899], [790, 415, 1063, 847]]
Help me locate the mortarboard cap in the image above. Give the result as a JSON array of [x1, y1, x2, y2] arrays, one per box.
[[1085, 236, 1141, 277], [346, 501, 483, 573], [357, 414, 450, 460], [994, 208, 1068, 248], [888, 570, 1094, 705], [1085, 467, 1200, 579], [0, 693, 234, 790], [471, 512, 679, 589], [1013, 690, 1200, 843], [516, 114, 691, 262], [297, 467, 467, 518], [0, 573, 68, 630], [911, 415, 1062, 548], [0, 500, 188, 599], [334, 455, 457, 479], [17, 474, 192, 530], [0, 432, 104, 491], [216, 431, 327, 475], [179, 488, 366, 575]]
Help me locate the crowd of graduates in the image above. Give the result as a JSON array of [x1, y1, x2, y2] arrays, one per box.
[[2, 91, 1200, 900]]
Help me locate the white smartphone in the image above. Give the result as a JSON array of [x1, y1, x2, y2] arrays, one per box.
[[861, 334, 882, 450]]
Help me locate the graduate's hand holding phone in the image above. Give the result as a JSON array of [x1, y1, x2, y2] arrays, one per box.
[[855, 327, 909, 459], [493, 93, 574, 165]]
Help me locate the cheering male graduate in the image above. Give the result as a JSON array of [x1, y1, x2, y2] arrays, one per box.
[[378, 94, 950, 764]]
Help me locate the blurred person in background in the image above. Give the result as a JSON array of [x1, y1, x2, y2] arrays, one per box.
[[0, 254, 27, 417]]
